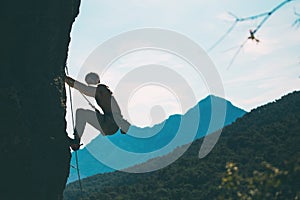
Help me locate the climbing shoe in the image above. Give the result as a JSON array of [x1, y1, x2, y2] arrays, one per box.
[[70, 139, 80, 151], [69, 132, 81, 151], [120, 119, 131, 134]]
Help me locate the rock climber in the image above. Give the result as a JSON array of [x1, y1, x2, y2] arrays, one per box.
[[65, 72, 130, 151]]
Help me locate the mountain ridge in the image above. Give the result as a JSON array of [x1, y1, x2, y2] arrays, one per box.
[[67, 95, 246, 182]]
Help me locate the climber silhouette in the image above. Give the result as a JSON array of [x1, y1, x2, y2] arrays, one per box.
[[65, 72, 130, 151]]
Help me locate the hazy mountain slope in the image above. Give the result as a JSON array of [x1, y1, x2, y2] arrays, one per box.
[[67, 95, 245, 183]]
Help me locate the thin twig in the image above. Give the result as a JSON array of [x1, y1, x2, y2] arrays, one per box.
[[292, 7, 300, 28], [253, 0, 293, 34], [209, 0, 293, 68], [295, 8, 300, 16], [208, 21, 237, 52], [227, 39, 248, 69], [208, 11, 268, 52], [232, 11, 269, 22]]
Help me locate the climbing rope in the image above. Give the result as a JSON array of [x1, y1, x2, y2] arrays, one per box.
[[65, 65, 84, 199], [79, 91, 100, 113]]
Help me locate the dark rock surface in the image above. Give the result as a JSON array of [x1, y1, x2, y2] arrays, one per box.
[[0, 1, 80, 199]]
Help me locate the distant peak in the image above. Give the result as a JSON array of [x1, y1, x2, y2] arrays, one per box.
[[198, 94, 229, 105]]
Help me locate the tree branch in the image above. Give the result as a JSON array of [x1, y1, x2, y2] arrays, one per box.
[[209, 0, 294, 69]]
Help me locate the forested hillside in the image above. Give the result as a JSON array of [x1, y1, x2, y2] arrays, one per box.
[[64, 91, 300, 200]]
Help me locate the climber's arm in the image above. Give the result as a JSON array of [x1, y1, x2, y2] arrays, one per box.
[[74, 81, 96, 97], [65, 76, 96, 97]]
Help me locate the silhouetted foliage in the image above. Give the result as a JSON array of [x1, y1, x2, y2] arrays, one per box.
[[217, 161, 299, 200]]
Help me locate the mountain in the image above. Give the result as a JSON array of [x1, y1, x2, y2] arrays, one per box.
[[67, 95, 246, 182], [64, 91, 300, 200]]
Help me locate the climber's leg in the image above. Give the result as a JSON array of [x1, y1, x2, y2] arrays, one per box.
[[74, 108, 102, 138]]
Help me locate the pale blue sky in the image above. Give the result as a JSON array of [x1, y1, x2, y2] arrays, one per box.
[[66, 0, 300, 144]]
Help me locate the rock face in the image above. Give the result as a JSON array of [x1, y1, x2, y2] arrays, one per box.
[[1, 1, 80, 199]]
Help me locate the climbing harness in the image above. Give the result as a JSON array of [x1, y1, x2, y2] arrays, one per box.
[[65, 66, 84, 198]]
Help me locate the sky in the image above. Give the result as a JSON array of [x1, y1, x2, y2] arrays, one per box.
[[66, 0, 300, 144]]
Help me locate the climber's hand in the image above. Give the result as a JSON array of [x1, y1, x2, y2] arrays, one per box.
[[65, 76, 75, 87]]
